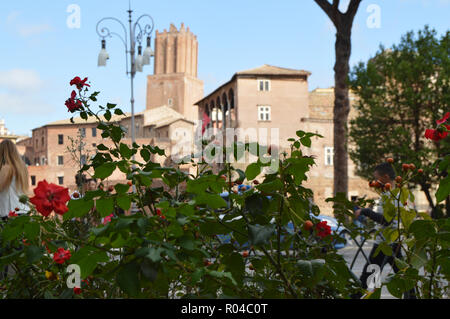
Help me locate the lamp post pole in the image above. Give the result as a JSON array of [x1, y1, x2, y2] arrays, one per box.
[[96, 6, 154, 152]]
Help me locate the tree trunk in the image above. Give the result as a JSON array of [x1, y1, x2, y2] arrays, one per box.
[[314, 0, 361, 198], [333, 27, 352, 196]]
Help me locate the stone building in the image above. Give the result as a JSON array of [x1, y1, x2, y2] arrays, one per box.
[[18, 22, 429, 214], [194, 66, 376, 214]]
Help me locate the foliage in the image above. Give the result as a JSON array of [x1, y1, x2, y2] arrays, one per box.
[[348, 26, 450, 211], [0, 81, 360, 299]]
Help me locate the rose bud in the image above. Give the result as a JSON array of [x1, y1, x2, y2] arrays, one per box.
[[242, 251, 249, 258], [409, 164, 416, 171], [395, 176, 402, 183], [384, 183, 392, 191], [387, 158, 394, 164], [402, 164, 409, 171], [418, 169, 424, 174]]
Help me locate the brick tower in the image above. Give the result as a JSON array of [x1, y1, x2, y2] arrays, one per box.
[[146, 23, 204, 122]]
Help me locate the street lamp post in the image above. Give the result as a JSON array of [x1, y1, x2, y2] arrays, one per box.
[[96, 5, 154, 152]]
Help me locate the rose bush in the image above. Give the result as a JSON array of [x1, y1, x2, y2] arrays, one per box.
[[0, 77, 447, 299]]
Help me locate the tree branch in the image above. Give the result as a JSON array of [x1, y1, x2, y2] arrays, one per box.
[[314, 0, 333, 18], [345, 0, 362, 18], [314, 0, 340, 27]]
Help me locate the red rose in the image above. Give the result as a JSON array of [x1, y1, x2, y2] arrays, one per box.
[[102, 214, 114, 225], [70, 77, 90, 90], [436, 112, 450, 125], [8, 211, 18, 218], [73, 287, 82, 295], [65, 90, 83, 113], [315, 221, 332, 239], [425, 125, 450, 141], [53, 247, 71, 264], [29, 180, 71, 217]]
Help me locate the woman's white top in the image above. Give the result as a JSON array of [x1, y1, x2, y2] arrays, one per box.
[[0, 176, 30, 217]]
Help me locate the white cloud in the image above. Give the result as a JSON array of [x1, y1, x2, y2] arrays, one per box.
[[0, 92, 54, 115], [0, 69, 53, 115], [17, 23, 53, 37], [5, 10, 53, 38], [0, 69, 45, 91], [6, 11, 21, 24]]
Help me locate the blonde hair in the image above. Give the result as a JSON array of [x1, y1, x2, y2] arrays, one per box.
[[0, 139, 29, 194]]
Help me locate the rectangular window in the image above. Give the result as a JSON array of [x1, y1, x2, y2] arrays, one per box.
[[31, 176, 36, 186], [258, 80, 270, 92], [257, 106, 271, 121], [92, 128, 97, 137], [81, 155, 87, 166], [80, 128, 86, 137], [58, 156, 64, 166], [58, 176, 64, 185], [58, 134, 64, 145], [325, 147, 334, 166]]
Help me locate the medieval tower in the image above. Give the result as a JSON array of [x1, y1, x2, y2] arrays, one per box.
[[146, 23, 204, 123]]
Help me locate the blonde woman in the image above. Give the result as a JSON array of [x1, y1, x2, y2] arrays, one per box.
[[0, 140, 30, 218]]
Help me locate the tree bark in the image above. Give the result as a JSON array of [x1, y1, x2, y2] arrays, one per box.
[[314, 0, 362, 197], [333, 27, 352, 196]]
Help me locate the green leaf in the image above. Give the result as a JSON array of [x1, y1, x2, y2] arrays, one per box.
[[104, 110, 112, 121], [140, 149, 151, 162], [257, 179, 283, 193], [207, 270, 237, 286], [119, 143, 133, 160], [140, 260, 158, 282], [245, 163, 261, 180], [436, 175, 450, 203], [26, 246, 43, 264], [97, 144, 109, 151], [116, 262, 140, 297], [24, 222, 40, 240], [409, 220, 436, 240], [114, 108, 124, 116], [179, 235, 195, 251], [300, 136, 311, 148], [96, 197, 114, 217], [297, 259, 326, 287], [248, 224, 275, 246], [386, 275, 415, 299], [400, 208, 416, 230], [115, 183, 131, 195], [116, 195, 131, 211], [195, 193, 227, 209], [94, 162, 116, 180], [65, 198, 94, 220]]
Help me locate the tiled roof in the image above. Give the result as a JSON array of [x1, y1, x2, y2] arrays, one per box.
[[236, 64, 311, 76], [142, 106, 193, 128], [44, 112, 132, 126]]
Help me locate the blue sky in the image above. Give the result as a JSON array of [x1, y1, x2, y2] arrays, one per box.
[[0, 0, 449, 136]]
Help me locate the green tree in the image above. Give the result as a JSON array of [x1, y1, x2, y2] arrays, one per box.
[[349, 26, 450, 217]]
